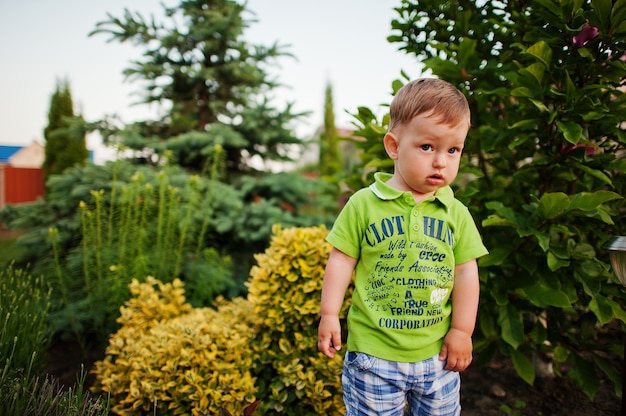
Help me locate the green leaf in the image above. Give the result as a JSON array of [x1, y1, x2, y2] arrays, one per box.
[[523, 283, 572, 308], [588, 295, 614, 325], [575, 263, 602, 296], [609, 297, 626, 324], [556, 120, 583, 144], [479, 247, 511, 267], [573, 162, 613, 186], [482, 216, 514, 228], [521, 63, 546, 84], [563, 71, 576, 100], [577, 47, 594, 59], [591, 0, 613, 29], [511, 87, 534, 98], [526, 40, 552, 68], [478, 308, 498, 339], [582, 111, 607, 122], [498, 303, 524, 349], [591, 206, 616, 225], [493, 290, 510, 306], [570, 242, 595, 260], [568, 191, 622, 211], [529, 98, 550, 112], [568, 352, 600, 400], [537, 192, 569, 219], [485, 201, 517, 222], [547, 251, 570, 271], [612, 0, 626, 25], [593, 354, 622, 396], [511, 349, 535, 385], [509, 119, 540, 130], [507, 135, 531, 150], [391, 79, 405, 94], [535, 231, 550, 252]]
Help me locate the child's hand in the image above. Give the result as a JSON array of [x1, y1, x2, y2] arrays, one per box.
[[318, 315, 342, 358], [439, 327, 473, 372]]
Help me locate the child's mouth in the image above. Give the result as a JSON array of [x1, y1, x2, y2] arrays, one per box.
[[427, 174, 444, 185]]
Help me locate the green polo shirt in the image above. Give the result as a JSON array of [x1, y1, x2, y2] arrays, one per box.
[[327, 173, 488, 362]]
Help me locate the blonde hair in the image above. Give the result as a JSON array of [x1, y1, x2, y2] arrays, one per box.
[[388, 78, 470, 132]]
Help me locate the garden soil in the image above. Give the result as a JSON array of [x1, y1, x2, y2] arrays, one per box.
[[46, 339, 621, 415]]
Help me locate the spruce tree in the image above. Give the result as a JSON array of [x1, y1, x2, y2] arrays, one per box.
[[43, 79, 88, 180], [90, 0, 302, 174]]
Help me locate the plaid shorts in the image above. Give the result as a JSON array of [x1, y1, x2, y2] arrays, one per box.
[[342, 352, 461, 416]]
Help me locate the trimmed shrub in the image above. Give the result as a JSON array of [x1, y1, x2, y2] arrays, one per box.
[[247, 225, 350, 415], [93, 226, 350, 415], [92, 277, 258, 415]]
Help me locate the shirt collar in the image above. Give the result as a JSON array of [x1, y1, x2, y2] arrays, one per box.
[[369, 172, 454, 209]]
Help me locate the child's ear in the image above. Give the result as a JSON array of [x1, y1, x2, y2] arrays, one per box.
[[384, 132, 399, 160]]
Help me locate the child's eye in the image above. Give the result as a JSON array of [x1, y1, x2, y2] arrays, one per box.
[[421, 144, 432, 151], [448, 147, 460, 154]]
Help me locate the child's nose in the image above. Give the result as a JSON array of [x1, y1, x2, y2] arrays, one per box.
[[433, 153, 447, 168]]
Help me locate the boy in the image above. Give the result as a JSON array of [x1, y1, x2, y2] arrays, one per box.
[[317, 78, 488, 415]]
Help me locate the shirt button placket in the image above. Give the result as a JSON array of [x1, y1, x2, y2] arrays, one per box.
[[410, 207, 420, 240]]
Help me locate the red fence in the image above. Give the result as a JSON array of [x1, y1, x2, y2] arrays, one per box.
[[0, 165, 45, 210]]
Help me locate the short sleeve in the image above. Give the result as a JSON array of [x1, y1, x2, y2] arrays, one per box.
[[326, 194, 365, 260], [452, 203, 489, 265]]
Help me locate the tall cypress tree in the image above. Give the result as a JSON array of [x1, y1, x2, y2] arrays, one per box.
[[43, 79, 88, 180], [318, 81, 343, 178]]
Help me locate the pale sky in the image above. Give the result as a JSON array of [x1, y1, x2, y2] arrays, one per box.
[[0, 1, 422, 162]]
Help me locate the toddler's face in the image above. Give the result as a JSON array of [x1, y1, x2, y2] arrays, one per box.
[[385, 111, 468, 199]]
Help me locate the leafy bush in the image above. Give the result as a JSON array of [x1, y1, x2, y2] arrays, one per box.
[[42, 165, 238, 344], [92, 277, 258, 415], [340, 0, 626, 400], [93, 226, 349, 415], [247, 225, 350, 415]]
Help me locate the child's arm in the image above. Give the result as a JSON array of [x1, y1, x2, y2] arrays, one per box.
[[318, 247, 357, 359], [439, 259, 480, 372]]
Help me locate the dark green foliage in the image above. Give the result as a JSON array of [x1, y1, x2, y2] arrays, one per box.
[[342, 0, 626, 400], [0, 157, 336, 342], [43, 78, 89, 179], [89, 0, 304, 175]]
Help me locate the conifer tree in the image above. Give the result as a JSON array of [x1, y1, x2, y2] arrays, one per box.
[[43, 79, 88, 180], [318, 81, 343, 178], [90, 0, 302, 174]]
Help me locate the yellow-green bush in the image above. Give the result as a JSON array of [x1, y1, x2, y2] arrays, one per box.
[[93, 226, 350, 415], [92, 277, 258, 415], [247, 225, 350, 415]]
